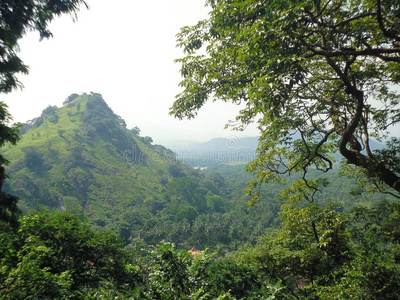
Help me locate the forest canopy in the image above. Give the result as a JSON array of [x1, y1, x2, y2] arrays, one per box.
[[171, 0, 400, 199]]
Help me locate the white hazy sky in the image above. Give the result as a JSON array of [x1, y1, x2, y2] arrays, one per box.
[[2, 0, 259, 147]]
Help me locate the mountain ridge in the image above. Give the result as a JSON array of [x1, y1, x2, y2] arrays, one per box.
[[171, 134, 385, 167], [2, 93, 195, 231]]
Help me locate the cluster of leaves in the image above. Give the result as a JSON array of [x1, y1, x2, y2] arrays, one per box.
[[0, 102, 21, 227], [0, 211, 270, 299], [171, 0, 400, 199], [234, 200, 400, 299], [2, 199, 400, 299], [0, 211, 135, 299], [101, 163, 397, 253]]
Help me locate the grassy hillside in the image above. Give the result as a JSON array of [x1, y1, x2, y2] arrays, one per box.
[[2, 93, 195, 231]]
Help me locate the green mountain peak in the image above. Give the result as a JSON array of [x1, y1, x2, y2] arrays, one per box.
[[2, 93, 193, 230]]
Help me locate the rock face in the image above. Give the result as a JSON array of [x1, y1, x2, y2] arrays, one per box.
[[2, 93, 192, 230]]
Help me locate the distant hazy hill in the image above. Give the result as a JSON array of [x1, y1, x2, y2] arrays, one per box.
[[173, 137, 259, 152], [172, 134, 384, 167], [2, 93, 194, 228], [171, 137, 258, 167]]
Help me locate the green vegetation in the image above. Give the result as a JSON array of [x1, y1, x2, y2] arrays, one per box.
[[0, 102, 20, 228], [1, 0, 400, 298], [4, 93, 395, 253], [1, 199, 400, 299], [0, 0, 88, 242], [232, 200, 400, 299], [1, 95, 280, 250], [171, 0, 400, 198], [2, 93, 194, 233], [0, 211, 132, 299], [0, 211, 265, 299], [1, 94, 398, 298]]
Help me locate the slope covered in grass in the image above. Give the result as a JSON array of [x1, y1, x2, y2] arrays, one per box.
[[2, 93, 195, 231]]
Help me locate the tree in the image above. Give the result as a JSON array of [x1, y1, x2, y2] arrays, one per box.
[[142, 242, 239, 299], [130, 126, 141, 135], [234, 200, 400, 299], [0, 211, 135, 299], [63, 93, 79, 105], [141, 136, 153, 145], [22, 146, 46, 172], [171, 0, 400, 198], [0, 103, 20, 227], [0, 0, 88, 225]]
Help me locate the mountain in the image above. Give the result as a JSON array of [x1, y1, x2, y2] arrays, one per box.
[[2, 93, 196, 230], [172, 134, 385, 167], [171, 137, 258, 167]]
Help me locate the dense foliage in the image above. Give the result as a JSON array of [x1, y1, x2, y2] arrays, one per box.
[[233, 199, 400, 299], [0, 210, 265, 299], [0, 212, 133, 299], [2, 92, 398, 299], [0, 102, 20, 228], [1, 97, 399, 299], [1, 200, 400, 299], [171, 0, 400, 199]]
